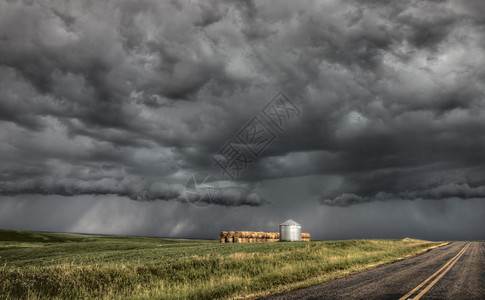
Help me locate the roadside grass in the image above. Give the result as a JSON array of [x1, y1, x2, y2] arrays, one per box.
[[0, 229, 445, 299]]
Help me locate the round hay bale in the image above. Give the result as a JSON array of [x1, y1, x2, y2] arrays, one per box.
[[225, 231, 235, 243], [219, 231, 228, 243], [234, 231, 243, 243], [249, 232, 257, 243]]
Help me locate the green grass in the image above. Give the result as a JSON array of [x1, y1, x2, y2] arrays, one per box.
[[0, 229, 445, 299]]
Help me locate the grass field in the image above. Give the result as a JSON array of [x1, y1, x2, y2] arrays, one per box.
[[0, 229, 445, 299]]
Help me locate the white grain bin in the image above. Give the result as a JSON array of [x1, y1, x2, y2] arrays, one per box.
[[279, 219, 301, 241]]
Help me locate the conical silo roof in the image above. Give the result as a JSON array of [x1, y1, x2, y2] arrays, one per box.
[[280, 219, 301, 226]]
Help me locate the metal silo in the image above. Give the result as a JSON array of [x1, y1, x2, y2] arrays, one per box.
[[279, 219, 301, 241]]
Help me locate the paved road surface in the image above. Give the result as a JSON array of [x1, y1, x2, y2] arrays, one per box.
[[260, 242, 485, 300]]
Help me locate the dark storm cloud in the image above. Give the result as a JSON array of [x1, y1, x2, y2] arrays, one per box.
[[0, 176, 268, 207], [1, 0, 485, 218], [320, 183, 485, 207], [211, 187, 269, 207], [0, 177, 181, 200]]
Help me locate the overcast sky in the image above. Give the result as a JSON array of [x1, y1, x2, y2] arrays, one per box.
[[1, 0, 484, 240]]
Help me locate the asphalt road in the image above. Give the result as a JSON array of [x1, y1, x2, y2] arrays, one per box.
[[260, 242, 485, 300]]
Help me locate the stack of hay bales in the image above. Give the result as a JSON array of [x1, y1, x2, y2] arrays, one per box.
[[256, 232, 263, 243], [226, 231, 235, 243], [219, 231, 236, 243], [248, 232, 256, 243], [219, 231, 227, 243], [234, 231, 251, 243], [266, 232, 280, 242], [219, 231, 309, 243]]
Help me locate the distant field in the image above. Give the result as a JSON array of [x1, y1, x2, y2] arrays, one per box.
[[0, 229, 445, 299]]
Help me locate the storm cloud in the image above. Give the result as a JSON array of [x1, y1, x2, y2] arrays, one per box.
[[0, 0, 484, 239], [320, 183, 485, 207]]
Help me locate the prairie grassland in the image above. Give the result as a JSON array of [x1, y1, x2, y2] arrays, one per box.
[[0, 229, 445, 299]]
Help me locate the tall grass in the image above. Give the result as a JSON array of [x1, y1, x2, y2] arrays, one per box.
[[0, 229, 444, 299]]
